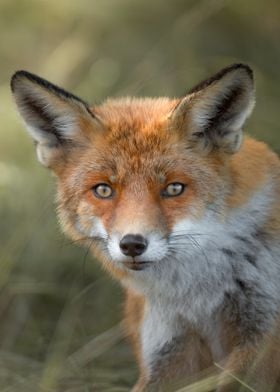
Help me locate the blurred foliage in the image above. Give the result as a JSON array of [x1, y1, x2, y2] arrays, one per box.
[[0, 0, 280, 390]]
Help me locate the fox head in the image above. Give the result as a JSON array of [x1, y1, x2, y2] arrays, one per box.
[[11, 64, 255, 281]]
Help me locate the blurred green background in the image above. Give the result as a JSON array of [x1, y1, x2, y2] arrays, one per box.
[[1, 0, 280, 390]]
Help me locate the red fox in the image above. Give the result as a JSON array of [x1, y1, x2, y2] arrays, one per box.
[[11, 64, 280, 391]]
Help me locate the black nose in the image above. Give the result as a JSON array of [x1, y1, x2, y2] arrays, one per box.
[[119, 234, 148, 257]]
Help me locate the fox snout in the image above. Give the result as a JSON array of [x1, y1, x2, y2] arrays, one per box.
[[118, 234, 149, 271], [107, 229, 169, 271]]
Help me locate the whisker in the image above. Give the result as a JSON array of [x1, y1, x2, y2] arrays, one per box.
[[189, 234, 210, 264], [168, 231, 216, 238], [167, 234, 212, 265], [82, 237, 97, 279]]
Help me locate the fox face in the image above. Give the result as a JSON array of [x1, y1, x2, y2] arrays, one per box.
[[11, 65, 255, 281]]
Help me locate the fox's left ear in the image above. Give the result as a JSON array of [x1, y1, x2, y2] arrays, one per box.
[[11, 71, 102, 169], [170, 63, 255, 154]]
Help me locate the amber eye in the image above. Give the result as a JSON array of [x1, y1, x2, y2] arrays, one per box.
[[92, 184, 113, 199], [162, 183, 185, 198]]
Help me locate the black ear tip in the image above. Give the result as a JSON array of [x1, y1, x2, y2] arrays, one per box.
[[11, 70, 26, 91], [10, 70, 90, 109], [227, 63, 254, 80], [188, 63, 254, 95], [10, 70, 37, 92]]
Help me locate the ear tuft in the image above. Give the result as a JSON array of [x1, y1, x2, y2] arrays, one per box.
[[11, 70, 101, 168], [170, 63, 255, 154]]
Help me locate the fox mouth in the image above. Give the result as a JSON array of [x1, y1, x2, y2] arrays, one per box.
[[123, 260, 152, 271]]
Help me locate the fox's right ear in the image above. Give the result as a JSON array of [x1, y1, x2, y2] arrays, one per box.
[[11, 71, 102, 169], [169, 64, 255, 154]]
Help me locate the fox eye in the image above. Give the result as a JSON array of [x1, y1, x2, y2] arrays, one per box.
[[92, 184, 113, 199], [162, 183, 185, 198]]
